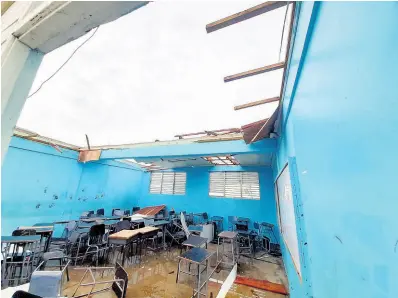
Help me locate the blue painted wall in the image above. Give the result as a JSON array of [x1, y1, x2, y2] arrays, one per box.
[[73, 160, 143, 217], [1, 137, 143, 235], [138, 166, 280, 242], [274, 2, 398, 298]]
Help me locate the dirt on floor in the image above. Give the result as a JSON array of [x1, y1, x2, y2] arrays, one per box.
[[62, 243, 287, 298]]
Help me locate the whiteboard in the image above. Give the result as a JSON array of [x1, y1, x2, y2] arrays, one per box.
[[276, 164, 301, 278]]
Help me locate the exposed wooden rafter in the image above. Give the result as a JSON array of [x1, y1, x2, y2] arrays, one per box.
[[224, 62, 285, 83], [206, 1, 288, 33], [234, 96, 279, 111], [254, 2, 297, 142]]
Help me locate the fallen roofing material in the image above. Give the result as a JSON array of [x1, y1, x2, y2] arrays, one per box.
[[175, 128, 241, 139], [234, 275, 288, 295], [206, 1, 287, 33], [134, 205, 166, 216]]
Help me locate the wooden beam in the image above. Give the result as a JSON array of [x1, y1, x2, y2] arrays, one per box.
[[234, 96, 279, 111], [224, 61, 285, 83], [206, 1, 287, 33]]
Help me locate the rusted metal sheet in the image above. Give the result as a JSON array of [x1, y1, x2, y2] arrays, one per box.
[[241, 107, 279, 144], [234, 275, 288, 295], [135, 205, 166, 216], [250, 107, 279, 143], [78, 150, 101, 163], [241, 119, 268, 144]]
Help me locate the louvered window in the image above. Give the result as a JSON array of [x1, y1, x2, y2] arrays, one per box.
[[149, 172, 186, 195], [209, 172, 260, 200]]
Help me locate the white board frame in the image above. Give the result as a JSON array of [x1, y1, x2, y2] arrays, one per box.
[[275, 162, 302, 279]]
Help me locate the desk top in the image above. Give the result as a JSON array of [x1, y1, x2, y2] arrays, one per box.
[[109, 229, 141, 240], [18, 225, 53, 230], [218, 231, 238, 239], [183, 235, 207, 248], [153, 220, 170, 226], [53, 220, 72, 224], [139, 226, 159, 234], [33, 223, 54, 227], [178, 247, 214, 264], [109, 226, 159, 240], [2, 235, 41, 243]]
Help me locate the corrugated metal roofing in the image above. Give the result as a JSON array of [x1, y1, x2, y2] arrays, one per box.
[[135, 205, 166, 216]]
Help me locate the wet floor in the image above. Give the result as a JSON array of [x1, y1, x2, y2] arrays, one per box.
[[62, 243, 287, 298]]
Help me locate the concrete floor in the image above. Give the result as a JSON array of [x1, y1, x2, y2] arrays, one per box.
[[62, 243, 287, 298]]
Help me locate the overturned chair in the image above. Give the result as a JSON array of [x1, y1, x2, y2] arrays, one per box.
[[71, 262, 128, 298], [28, 256, 70, 297]]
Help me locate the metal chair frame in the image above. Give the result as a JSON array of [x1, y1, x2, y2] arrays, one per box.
[[71, 263, 128, 298]]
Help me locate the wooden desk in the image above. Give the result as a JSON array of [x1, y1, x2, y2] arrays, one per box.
[[108, 229, 142, 265], [17, 226, 54, 252]]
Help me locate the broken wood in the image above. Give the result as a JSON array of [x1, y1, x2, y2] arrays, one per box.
[[206, 1, 287, 33], [78, 150, 101, 163], [234, 276, 288, 295], [234, 96, 279, 110], [224, 62, 285, 83]]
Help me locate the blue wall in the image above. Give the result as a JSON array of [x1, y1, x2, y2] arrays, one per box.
[[138, 165, 280, 242], [74, 160, 143, 217], [1, 137, 143, 235], [274, 2, 398, 298]]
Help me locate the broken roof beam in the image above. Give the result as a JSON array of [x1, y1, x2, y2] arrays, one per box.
[[224, 62, 285, 83], [234, 96, 279, 111], [99, 138, 276, 160], [175, 128, 241, 139], [206, 1, 287, 33]]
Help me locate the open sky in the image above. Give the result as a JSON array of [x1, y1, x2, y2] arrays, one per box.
[[17, 1, 290, 147]]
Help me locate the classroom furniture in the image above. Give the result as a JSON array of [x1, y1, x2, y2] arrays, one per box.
[[176, 247, 214, 298]]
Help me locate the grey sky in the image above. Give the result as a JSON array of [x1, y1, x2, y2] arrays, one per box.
[[17, 1, 290, 147]]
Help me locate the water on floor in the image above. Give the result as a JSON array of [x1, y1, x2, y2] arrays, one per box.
[[62, 243, 287, 298]]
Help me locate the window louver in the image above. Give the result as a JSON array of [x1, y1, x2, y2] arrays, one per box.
[[150, 172, 186, 195], [209, 171, 260, 200]]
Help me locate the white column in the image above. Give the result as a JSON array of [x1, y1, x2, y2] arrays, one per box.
[[1, 36, 43, 163]]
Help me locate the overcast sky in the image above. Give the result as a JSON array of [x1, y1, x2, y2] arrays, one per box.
[[17, 1, 290, 147]]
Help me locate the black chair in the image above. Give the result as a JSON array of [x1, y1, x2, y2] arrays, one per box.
[[124, 210, 130, 216], [203, 212, 209, 223], [96, 208, 104, 216], [12, 291, 42, 298], [132, 207, 140, 213], [112, 208, 121, 216], [114, 221, 131, 233], [112, 263, 129, 298], [12, 229, 36, 236], [82, 224, 108, 266]]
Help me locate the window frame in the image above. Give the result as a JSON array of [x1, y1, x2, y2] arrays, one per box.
[[209, 171, 260, 200], [149, 171, 187, 195]]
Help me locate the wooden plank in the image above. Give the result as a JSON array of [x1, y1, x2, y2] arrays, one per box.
[[78, 150, 101, 163], [139, 226, 160, 234], [224, 62, 285, 83], [109, 229, 141, 240], [234, 276, 288, 295], [206, 1, 287, 33], [234, 96, 279, 111]]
